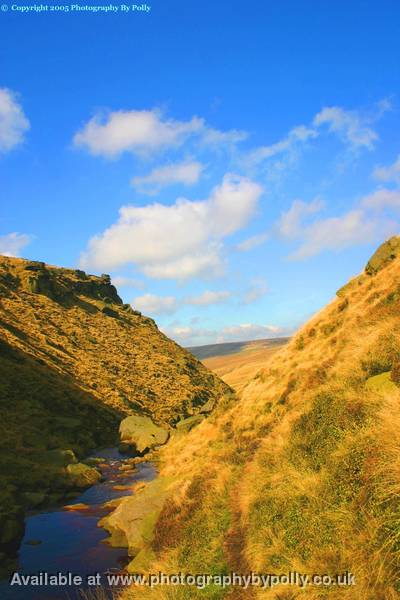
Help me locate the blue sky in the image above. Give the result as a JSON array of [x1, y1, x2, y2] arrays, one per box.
[[1, 0, 400, 345]]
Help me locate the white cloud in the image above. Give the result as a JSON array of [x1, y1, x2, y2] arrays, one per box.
[[236, 231, 268, 252], [0, 232, 32, 256], [200, 126, 247, 147], [131, 288, 232, 315], [161, 324, 217, 346], [0, 88, 30, 152], [80, 173, 263, 280], [289, 209, 388, 260], [242, 102, 386, 175], [161, 322, 287, 346], [243, 278, 268, 304], [142, 250, 223, 280], [279, 183, 400, 260], [74, 109, 203, 158], [131, 288, 232, 317], [313, 106, 377, 149], [278, 197, 324, 239], [111, 276, 145, 289], [73, 108, 246, 159], [186, 290, 231, 306], [373, 156, 400, 185], [217, 323, 286, 343], [132, 293, 178, 315], [245, 125, 317, 167], [361, 188, 400, 211], [131, 160, 204, 194]]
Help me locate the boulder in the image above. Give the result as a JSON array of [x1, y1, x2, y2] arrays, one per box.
[[199, 397, 217, 414], [175, 414, 204, 432], [100, 478, 169, 556], [119, 415, 169, 454], [66, 463, 101, 488], [46, 449, 78, 467], [365, 236, 400, 275]]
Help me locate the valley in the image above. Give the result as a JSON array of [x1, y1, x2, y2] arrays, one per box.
[[1, 238, 400, 600]]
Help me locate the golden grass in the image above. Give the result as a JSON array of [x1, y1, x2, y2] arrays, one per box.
[[203, 339, 287, 393], [0, 255, 229, 425], [115, 245, 400, 600]]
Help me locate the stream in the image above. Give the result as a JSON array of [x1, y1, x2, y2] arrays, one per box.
[[0, 447, 157, 600]]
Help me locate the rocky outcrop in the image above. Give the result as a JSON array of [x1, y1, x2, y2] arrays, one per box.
[[119, 416, 169, 454], [19, 261, 123, 305], [365, 236, 400, 275]]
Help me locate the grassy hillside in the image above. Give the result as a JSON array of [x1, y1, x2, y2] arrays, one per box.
[[117, 237, 400, 600], [200, 338, 289, 393], [0, 257, 229, 424], [0, 256, 230, 572]]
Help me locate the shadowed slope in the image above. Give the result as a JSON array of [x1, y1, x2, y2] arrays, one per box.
[[0, 255, 230, 574]]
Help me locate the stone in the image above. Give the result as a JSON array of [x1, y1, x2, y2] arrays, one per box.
[[127, 546, 156, 573], [119, 415, 169, 454], [66, 463, 101, 488], [365, 236, 400, 275], [63, 503, 90, 512], [46, 449, 78, 467], [99, 478, 170, 555], [199, 397, 216, 413], [175, 414, 204, 432]]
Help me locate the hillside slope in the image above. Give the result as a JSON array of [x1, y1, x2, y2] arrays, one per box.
[[201, 338, 289, 392], [117, 237, 400, 600], [0, 256, 230, 572]]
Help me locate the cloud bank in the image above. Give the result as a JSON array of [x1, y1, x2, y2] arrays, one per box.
[[0, 88, 30, 152], [0, 232, 32, 256], [131, 160, 204, 194], [80, 174, 263, 279]]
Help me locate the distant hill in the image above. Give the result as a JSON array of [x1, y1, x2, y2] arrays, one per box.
[[187, 337, 290, 359], [187, 337, 290, 393]]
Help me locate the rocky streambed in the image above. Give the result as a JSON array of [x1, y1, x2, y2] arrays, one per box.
[[0, 447, 157, 600]]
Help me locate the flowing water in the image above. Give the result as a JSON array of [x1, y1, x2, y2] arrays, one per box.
[[0, 447, 157, 600]]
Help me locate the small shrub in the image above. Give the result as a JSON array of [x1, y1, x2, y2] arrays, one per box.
[[321, 321, 338, 336], [278, 378, 297, 405], [391, 358, 400, 386], [361, 334, 400, 377]]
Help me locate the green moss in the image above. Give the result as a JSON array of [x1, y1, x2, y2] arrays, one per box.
[[365, 371, 398, 394]]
